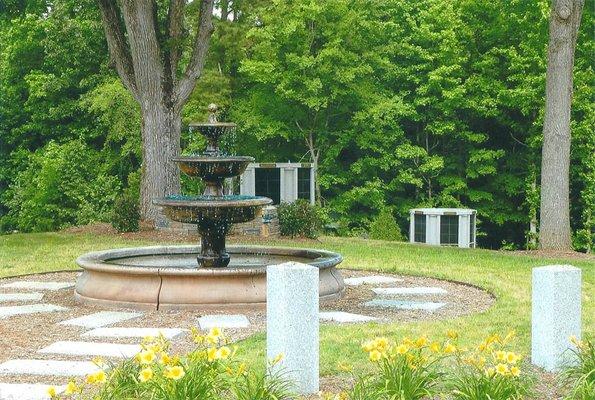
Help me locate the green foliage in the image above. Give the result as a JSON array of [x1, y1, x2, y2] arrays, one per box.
[[369, 208, 404, 241], [110, 193, 140, 233], [277, 200, 322, 239], [3, 140, 120, 232], [0, 0, 593, 252], [560, 337, 595, 400]]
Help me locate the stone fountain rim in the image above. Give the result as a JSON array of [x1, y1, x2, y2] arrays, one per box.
[[173, 155, 255, 162], [76, 245, 343, 276]]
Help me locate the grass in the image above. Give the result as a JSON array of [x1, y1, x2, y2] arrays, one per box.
[[1, 232, 593, 378]]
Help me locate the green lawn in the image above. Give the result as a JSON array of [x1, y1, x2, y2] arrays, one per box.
[[1, 232, 593, 377]]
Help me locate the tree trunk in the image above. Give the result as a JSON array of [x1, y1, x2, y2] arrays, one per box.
[[140, 103, 181, 222], [539, 0, 584, 250], [96, 0, 215, 224]]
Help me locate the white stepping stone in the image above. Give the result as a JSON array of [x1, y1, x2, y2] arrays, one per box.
[[365, 299, 446, 311], [0, 304, 67, 319], [0, 292, 44, 303], [0, 281, 73, 291], [319, 311, 377, 323], [198, 314, 250, 330], [83, 327, 185, 339], [0, 383, 65, 400], [0, 359, 101, 377], [39, 341, 141, 358], [372, 286, 448, 296], [344, 276, 402, 286], [60, 311, 142, 329]]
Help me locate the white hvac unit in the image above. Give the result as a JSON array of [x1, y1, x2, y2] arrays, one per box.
[[409, 208, 477, 248]]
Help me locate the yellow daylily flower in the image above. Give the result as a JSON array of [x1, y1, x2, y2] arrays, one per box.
[[164, 365, 185, 380], [138, 350, 156, 364], [495, 363, 509, 375], [369, 350, 382, 362], [139, 368, 153, 382], [47, 386, 57, 398], [64, 381, 77, 395]]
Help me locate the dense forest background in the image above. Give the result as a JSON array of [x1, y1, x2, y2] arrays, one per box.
[[0, 0, 593, 250]]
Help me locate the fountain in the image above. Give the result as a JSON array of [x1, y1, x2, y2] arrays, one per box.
[[74, 105, 344, 309]]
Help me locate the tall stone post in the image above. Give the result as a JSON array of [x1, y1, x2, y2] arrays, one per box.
[[267, 262, 319, 394], [531, 265, 581, 371]]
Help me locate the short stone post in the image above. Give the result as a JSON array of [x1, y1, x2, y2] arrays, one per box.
[[531, 265, 581, 372], [267, 262, 319, 394]]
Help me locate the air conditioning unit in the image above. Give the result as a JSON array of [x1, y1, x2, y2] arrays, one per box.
[[409, 208, 477, 248]]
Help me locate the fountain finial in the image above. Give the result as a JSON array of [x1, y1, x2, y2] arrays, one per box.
[[207, 103, 218, 123]]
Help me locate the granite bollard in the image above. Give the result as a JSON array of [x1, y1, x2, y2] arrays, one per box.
[[267, 262, 319, 394], [531, 265, 581, 372]]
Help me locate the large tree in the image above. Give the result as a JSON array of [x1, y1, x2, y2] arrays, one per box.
[[539, 0, 584, 250], [96, 0, 215, 221]]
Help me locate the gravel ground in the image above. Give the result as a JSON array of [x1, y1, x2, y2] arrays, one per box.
[[0, 268, 494, 388]]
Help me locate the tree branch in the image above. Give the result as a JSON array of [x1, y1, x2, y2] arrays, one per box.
[[166, 0, 185, 82], [120, 0, 165, 105], [175, 0, 215, 106], [96, 0, 138, 100]]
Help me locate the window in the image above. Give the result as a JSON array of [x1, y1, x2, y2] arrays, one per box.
[[297, 168, 311, 200], [255, 168, 280, 204], [440, 214, 459, 245], [470, 213, 476, 246], [414, 213, 426, 243]]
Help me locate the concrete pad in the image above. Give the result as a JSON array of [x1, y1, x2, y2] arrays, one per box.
[[198, 314, 250, 330], [38, 341, 141, 358], [0, 383, 65, 400], [60, 311, 143, 329], [365, 299, 446, 311], [0, 281, 73, 291], [319, 311, 377, 323], [344, 276, 402, 286], [0, 293, 44, 303], [0, 304, 67, 319], [83, 327, 185, 339], [0, 359, 101, 377], [372, 286, 448, 296]]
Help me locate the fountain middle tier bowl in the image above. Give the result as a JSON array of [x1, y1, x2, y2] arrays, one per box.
[[154, 195, 273, 224], [74, 245, 345, 310], [173, 155, 254, 180]]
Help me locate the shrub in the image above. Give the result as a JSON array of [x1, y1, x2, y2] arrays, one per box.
[[3, 140, 120, 232], [369, 208, 404, 241], [277, 199, 322, 239], [110, 193, 140, 233], [48, 329, 295, 400], [560, 336, 595, 400]]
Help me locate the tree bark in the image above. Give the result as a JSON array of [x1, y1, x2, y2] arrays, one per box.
[[140, 103, 181, 221], [95, 0, 215, 223], [539, 0, 584, 250]]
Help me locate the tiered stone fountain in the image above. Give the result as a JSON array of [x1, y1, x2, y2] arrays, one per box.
[[75, 105, 344, 309]]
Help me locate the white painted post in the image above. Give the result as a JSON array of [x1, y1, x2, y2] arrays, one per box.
[[458, 214, 470, 248], [267, 262, 319, 394], [531, 265, 582, 372], [409, 211, 415, 243], [427, 214, 440, 245], [240, 165, 256, 196]]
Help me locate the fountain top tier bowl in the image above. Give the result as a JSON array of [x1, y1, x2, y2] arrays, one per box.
[[74, 245, 344, 310]]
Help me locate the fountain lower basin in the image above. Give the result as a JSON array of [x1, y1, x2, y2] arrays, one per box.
[[75, 245, 345, 310]]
